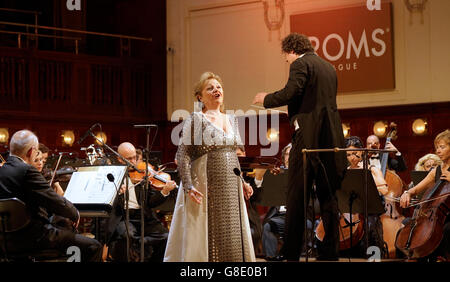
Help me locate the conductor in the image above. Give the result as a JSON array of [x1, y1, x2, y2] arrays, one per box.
[[253, 33, 347, 261]]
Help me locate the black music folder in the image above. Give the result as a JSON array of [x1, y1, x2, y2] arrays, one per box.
[[410, 170, 429, 186], [64, 165, 127, 216], [258, 168, 288, 206], [337, 169, 385, 215]]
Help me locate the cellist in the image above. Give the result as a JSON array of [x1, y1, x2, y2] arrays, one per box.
[[400, 129, 450, 261], [344, 136, 388, 256]]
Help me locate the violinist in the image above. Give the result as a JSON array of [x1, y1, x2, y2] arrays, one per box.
[[104, 142, 177, 262], [39, 143, 50, 168], [400, 129, 450, 261], [31, 146, 65, 196], [366, 135, 407, 173]]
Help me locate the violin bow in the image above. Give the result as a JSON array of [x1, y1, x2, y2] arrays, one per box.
[[49, 153, 64, 187], [384, 193, 450, 208]]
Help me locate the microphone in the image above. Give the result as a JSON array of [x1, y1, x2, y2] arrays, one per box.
[[233, 168, 245, 182], [78, 123, 100, 145], [133, 124, 158, 128], [107, 173, 120, 194], [107, 173, 115, 182]]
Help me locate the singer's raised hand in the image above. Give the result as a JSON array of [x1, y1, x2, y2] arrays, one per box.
[[188, 187, 204, 205]]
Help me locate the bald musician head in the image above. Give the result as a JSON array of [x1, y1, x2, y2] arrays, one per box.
[[366, 135, 380, 150], [117, 141, 176, 195], [9, 129, 40, 165], [117, 142, 138, 167]]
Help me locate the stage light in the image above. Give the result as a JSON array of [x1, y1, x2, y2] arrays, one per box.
[[266, 128, 279, 143], [61, 130, 75, 146], [342, 123, 350, 138], [373, 121, 388, 137], [0, 128, 9, 143], [95, 131, 107, 145], [412, 118, 428, 135]]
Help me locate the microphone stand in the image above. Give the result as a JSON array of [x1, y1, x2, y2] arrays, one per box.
[[233, 168, 247, 262], [134, 124, 158, 262], [86, 130, 143, 262]]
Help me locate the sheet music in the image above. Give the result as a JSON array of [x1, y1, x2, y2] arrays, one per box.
[[64, 166, 126, 205]]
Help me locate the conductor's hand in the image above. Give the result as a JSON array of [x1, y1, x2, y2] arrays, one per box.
[[253, 92, 268, 105], [188, 187, 204, 205], [243, 182, 253, 200]]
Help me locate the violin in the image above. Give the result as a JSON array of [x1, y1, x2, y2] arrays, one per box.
[[43, 166, 76, 183], [395, 167, 450, 259], [129, 161, 178, 191]]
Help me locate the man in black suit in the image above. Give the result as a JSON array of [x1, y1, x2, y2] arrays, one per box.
[[253, 33, 347, 261], [104, 142, 176, 262], [0, 130, 103, 261], [366, 135, 407, 173]]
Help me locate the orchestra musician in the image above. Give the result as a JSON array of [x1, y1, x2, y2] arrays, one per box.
[[343, 136, 388, 257], [400, 129, 450, 261], [366, 135, 407, 173], [32, 144, 64, 196], [253, 33, 347, 261], [104, 141, 176, 262], [414, 153, 442, 172], [0, 130, 103, 261], [38, 143, 50, 168], [261, 143, 290, 261]]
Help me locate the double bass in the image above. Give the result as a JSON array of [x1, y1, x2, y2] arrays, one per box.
[[395, 167, 450, 259], [378, 123, 409, 258]]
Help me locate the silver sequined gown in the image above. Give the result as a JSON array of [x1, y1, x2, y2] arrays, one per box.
[[174, 112, 254, 262]]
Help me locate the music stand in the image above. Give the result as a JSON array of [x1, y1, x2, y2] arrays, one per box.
[[410, 170, 429, 187], [337, 169, 385, 253], [338, 169, 385, 214], [258, 169, 288, 207], [301, 147, 396, 262]]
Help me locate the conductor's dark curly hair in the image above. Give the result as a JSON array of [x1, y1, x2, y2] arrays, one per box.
[[281, 33, 314, 55]]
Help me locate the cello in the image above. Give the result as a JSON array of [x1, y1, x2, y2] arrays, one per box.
[[395, 166, 450, 259], [315, 213, 365, 250], [378, 123, 409, 258]]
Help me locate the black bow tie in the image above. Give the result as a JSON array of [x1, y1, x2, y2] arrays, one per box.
[[370, 156, 380, 160]]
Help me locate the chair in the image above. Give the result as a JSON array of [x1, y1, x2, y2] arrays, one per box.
[[0, 197, 68, 262]]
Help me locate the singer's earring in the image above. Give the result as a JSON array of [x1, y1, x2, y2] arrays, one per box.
[[194, 100, 204, 112]]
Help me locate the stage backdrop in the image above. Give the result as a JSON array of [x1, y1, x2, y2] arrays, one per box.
[[290, 2, 394, 93]]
